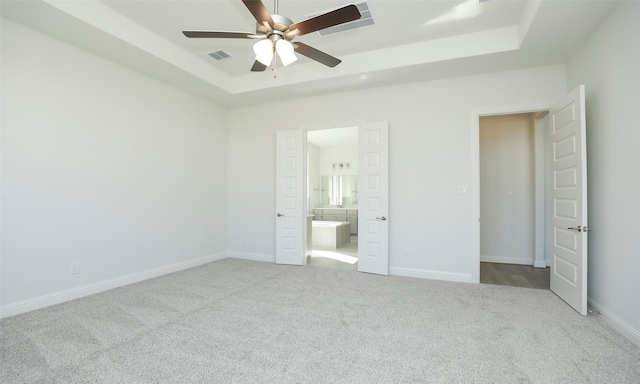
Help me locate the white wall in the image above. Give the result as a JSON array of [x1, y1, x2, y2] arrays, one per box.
[[566, 1, 640, 343], [227, 65, 566, 277], [480, 114, 535, 265], [1, 19, 228, 315], [318, 145, 359, 177]]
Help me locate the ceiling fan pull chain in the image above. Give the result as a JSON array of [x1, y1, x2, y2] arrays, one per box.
[[271, 44, 277, 78], [272, 56, 278, 78]]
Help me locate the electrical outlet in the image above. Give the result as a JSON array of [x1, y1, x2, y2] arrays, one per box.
[[404, 249, 410, 258], [507, 242, 514, 250], [70, 262, 80, 275]]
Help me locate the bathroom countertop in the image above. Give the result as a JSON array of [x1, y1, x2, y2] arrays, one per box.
[[312, 207, 358, 210]]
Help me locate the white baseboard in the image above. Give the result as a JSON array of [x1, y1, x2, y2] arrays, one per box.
[[481, 255, 534, 265], [227, 251, 276, 263], [0, 252, 228, 319], [588, 298, 640, 348], [534, 260, 547, 268], [389, 266, 473, 283]]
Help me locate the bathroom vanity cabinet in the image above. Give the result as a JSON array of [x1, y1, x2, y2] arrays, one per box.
[[322, 209, 347, 222]]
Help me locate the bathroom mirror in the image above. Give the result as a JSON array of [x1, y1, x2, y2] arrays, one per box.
[[320, 175, 358, 205]]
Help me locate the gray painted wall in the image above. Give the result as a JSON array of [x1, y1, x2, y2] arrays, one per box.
[[1, 19, 229, 310], [567, 1, 640, 341]]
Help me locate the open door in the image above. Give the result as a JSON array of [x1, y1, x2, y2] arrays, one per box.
[[358, 121, 389, 275], [275, 130, 304, 265], [550, 85, 589, 315]]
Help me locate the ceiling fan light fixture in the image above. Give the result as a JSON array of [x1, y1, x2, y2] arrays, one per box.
[[275, 39, 297, 66], [253, 39, 274, 66], [183, 0, 362, 72]]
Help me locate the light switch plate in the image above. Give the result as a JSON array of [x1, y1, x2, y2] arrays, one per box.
[[457, 185, 469, 195]]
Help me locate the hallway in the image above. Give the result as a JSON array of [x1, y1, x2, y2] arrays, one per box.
[[480, 262, 550, 290]]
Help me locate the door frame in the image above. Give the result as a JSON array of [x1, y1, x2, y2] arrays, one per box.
[[300, 120, 365, 266], [471, 104, 552, 284]]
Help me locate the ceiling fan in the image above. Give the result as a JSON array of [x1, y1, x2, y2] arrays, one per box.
[[182, 0, 361, 72]]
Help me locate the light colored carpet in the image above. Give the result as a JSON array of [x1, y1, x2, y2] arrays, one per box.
[[2, 259, 640, 383]]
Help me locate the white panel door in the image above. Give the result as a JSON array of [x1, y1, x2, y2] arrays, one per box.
[[550, 85, 589, 315], [358, 121, 389, 275], [275, 130, 304, 265]]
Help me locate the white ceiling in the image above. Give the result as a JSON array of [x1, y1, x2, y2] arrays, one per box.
[[308, 126, 359, 147], [1, 0, 619, 108]]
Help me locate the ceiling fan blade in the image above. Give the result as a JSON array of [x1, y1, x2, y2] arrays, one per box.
[[242, 0, 274, 28], [251, 61, 268, 72], [183, 31, 257, 39], [294, 42, 341, 68], [288, 4, 360, 36]]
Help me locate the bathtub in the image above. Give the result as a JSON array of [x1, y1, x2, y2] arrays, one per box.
[[311, 221, 351, 249]]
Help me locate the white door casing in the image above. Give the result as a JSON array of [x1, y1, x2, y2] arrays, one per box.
[[471, 104, 554, 284], [275, 130, 304, 265], [550, 85, 588, 316], [358, 121, 389, 275]]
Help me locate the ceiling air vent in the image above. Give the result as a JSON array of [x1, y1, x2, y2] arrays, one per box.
[[307, 1, 374, 37], [207, 50, 231, 60]]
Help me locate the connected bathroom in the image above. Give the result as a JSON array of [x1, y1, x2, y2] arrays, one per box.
[[306, 127, 359, 268]]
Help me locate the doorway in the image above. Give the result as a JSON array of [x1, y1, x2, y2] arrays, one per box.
[[305, 127, 360, 271], [275, 121, 389, 274], [471, 87, 588, 313], [474, 110, 550, 288], [480, 263, 550, 289]]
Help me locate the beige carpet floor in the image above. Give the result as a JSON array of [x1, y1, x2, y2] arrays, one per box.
[[2, 258, 640, 383]]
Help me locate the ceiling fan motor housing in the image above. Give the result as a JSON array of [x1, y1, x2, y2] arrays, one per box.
[[257, 14, 295, 41]]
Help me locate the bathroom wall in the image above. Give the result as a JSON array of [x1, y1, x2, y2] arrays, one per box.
[[307, 143, 320, 211], [318, 145, 358, 207], [318, 145, 358, 176]]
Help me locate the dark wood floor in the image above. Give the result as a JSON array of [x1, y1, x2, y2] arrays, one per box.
[[480, 262, 550, 290], [306, 257, 550, 290]]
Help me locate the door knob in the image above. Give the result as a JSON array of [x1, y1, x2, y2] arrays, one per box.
[[376, 216, 387, 221], [277, 213, 284, 217], [568, 226, 593, 232]]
